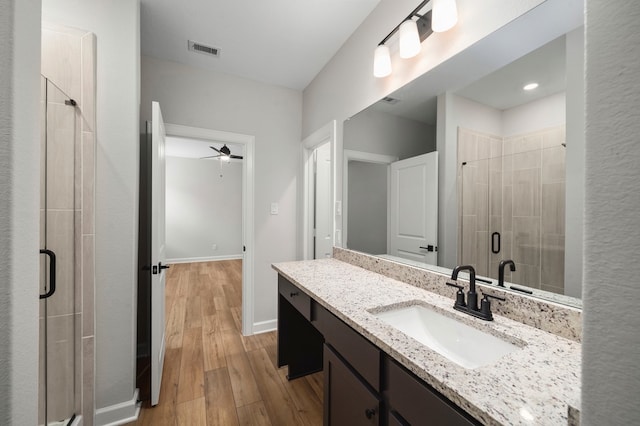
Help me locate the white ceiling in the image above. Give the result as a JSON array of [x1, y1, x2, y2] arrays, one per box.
[[140, 0, 381, 90]]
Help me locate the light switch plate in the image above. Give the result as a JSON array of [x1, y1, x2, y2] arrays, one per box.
[[335, 200, 342, 216], [270, 202, 279, 215]]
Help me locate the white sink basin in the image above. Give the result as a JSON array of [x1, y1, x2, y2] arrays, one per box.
[[374, 304, 521, 369]]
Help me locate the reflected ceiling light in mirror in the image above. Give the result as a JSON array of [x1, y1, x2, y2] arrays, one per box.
[[432, 0, 458, 33], [373, 0, 458, 78], [399, 20, 422, 58], [373, 45, 392, 77], [523, 82, 539, 91]]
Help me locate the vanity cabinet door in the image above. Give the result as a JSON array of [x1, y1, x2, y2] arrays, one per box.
[[385, 357, 480, 426], [324, 344, 380, 426]]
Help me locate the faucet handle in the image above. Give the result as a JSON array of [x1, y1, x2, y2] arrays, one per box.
[[446, 282, 466, 308], [480, 293, 505, 321]]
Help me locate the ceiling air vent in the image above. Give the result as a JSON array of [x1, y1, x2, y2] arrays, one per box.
[[188, 40, 221, 58], [380, 96, 400, 105]]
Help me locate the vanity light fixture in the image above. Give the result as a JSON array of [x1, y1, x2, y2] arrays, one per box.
[[373, 45, 392, 77], [373, 0, 458, 78], [432, 0, 458, 33], [399, 20, 422, 58], [523, 82, 539, 91]]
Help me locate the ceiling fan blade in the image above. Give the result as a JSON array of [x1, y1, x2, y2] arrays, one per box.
[[230, 155, 243, 159], [200, 155, 221, 159], [209, 145, 223, 154]]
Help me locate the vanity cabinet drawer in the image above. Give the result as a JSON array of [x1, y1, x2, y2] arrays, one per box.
[[279, 275, 312, 320], [317, 305, 381, 391], [385, 357, 479, 426]]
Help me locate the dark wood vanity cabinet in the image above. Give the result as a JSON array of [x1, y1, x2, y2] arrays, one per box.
[[277, 274, 481, 426], [324, 344, 381, 425]]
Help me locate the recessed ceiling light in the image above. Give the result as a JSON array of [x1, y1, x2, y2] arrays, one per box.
[[523, 82, 539, 91]]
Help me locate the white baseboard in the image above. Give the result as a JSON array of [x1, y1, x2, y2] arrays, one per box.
[[167, 255, 243, 264], [252, 319, 277, 334], [95, 389, 140, 426]]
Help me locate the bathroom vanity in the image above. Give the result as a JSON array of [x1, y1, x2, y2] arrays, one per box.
[[273, 256, 581, 425]]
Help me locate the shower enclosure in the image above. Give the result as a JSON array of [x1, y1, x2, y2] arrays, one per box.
[[39, 76, 79, 426], [459, 126, 566, 295]]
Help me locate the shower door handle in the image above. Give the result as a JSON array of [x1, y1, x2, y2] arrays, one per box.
[[491, 232, 501, 254], [39, 249, 57, 299]]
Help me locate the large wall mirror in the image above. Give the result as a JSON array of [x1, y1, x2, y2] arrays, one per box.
[[342, 0, 584, 307]]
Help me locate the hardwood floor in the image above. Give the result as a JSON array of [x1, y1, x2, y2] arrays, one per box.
[[129, 260, 323, 426]]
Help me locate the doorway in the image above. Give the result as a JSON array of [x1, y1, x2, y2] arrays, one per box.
[[301, 121, 336, 260], [164, 124, 255, 336]]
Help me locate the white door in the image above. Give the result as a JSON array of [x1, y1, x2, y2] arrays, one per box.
[[151, 101, 167, 406], [389, 152, 438, 264], [314, 142, 333, 258]]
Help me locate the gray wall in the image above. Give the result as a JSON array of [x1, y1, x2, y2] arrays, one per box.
[[166, 157, 242, 261], [141, 55, 302, 327], [582, 1, 640, 424], [42, 0, 141, 418], [347, 161, 388, 254], [344, 108, 436, 159], [0, 0, 41, 424]]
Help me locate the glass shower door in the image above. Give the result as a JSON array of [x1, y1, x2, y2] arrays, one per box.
[[39, 77, 78, 426]]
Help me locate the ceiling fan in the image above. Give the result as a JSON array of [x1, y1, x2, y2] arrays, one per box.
[[200, 144, 243, 160]]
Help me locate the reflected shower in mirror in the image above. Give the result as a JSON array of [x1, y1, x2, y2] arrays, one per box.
[[341, 4, 584, 306]]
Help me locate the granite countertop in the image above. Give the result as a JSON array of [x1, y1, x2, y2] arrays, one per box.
[[272, 258, 581, 426]]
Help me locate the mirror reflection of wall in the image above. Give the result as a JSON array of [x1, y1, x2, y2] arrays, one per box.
[[342, 23, 584, 303]]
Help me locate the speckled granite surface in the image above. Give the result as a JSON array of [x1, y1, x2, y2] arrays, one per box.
[[335, 248, 582, 342], [272, 258, 581, 426]]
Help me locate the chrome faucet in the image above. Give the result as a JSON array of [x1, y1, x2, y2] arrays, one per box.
[[446, 264, 505, 321], [498, 260, 516, 287]]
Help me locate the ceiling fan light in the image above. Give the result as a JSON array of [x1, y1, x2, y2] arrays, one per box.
[[373, 44, 392, 78], [399, 20, 421, 59], [432, 0, 458, 33]]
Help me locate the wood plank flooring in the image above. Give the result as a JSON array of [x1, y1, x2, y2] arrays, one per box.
[[128, 260, 323, 426]]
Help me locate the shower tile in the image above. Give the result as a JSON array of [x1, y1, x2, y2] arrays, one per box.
[[543, 126, 565, 148], [490, 137, 502, 159], [513, 169, 540, 217], [503, 186, 513, 231], [81, 33, 96, 132], [46, 313, 76, 422], [82, 131, 95, 235], [512, 149, 541, 170], [461, 165, 477, 216], [541, 182, 566, 234], [75, 211, 82, 315], [513, 216, 541, 267], [503, 137, 517, 156], [83, 235, 95, 338], [83, 337, 95, 426], [476, 183, 489, 231], [510, 263, 541, 289], [461, 216, 477, 266], [490, 171, 502, 215], [38, 317, 46, 425], [541, 233, 565, 289], [46, 210, 75, 316], [46, 103, 76, 210], [476, 158, 489, 185], [521, 134, 543, 153], [41, 28, 82, 103], [489, 155, 502, 172], [502, 231, 513, 260], [477, 135, 491, 160], [542, 146, 566, 184], [75, 313, 82, 415], [476, 231, 489, 276], [458, 128, 477, 163]]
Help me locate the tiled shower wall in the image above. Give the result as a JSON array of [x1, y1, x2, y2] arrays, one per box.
[[458, 126, 566, 294], [41, 24, 96, 425]]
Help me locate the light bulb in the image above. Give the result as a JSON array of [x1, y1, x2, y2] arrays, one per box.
[[373, 45, 392, 78], [432, 0, 458, 33], [399, 20, 421, 59], [523, 82, 539, 91]]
